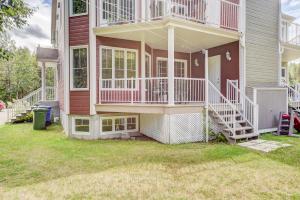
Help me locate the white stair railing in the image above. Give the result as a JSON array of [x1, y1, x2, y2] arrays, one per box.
[[227, 80, 258, 133], [6, 88, 42, 122], [208, 80, 237, 138], [286, 85, 300, 110], [6, 87, 57, 122]]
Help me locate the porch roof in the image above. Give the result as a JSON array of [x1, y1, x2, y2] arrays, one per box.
[[36, 47, 59, 63], [94, 17, 240, 52]]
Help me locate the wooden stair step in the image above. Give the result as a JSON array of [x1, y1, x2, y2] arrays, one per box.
[[230, 133, 258, 140], [224, 126, 253, 132], [218, 120, 247, 125]]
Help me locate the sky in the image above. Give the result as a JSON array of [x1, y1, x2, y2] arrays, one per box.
[[9, 0, 300, 52]]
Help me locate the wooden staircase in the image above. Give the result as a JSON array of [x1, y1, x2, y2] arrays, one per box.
[[209, 104, 258, 143], [208, 80, 259, 144]]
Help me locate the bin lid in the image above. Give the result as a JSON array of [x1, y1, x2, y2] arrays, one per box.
[[33, 108, 49, 112]]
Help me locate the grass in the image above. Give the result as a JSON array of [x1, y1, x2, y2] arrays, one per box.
[[0, 124, 300, 199]]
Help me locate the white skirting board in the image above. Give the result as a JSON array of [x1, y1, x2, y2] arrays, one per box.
[[140, 112, 205, 144]]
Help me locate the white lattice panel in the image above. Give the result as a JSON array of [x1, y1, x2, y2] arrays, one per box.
[[169, 112, 205, 144], [140, 114, 170, 143]]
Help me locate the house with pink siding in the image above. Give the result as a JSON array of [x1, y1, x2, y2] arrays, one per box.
[[7, 0, 300, 143]]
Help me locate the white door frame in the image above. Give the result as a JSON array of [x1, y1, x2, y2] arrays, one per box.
[[208, 55, 221, 90]]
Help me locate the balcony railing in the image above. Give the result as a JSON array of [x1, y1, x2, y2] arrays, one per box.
[[99, 0, 240, 31], [281, 20, 300, 46], [99, 77, 205, 104]]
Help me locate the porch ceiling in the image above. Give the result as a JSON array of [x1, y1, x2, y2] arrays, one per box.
[[94, 17, 240, 52], [282, 43, 300, 62]]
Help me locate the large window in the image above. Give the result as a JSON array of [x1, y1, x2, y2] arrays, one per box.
[[70, 0, 88, 16], [101, 46, 138, 89], [101, 115, 138, 134], [101, 0, 135, 25], [71, 46, 89, 90], [73, 117, 90, 135]]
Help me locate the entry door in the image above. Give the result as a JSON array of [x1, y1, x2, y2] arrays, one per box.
[[208, 55, 221, 90]]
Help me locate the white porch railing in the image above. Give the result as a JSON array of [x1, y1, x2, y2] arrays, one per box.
[[99, 0, 240, 31], [281, 20, 300, 46], [227, 80, 258, 132], [6, 87, 57, 122], [99, 77, 205, 104]]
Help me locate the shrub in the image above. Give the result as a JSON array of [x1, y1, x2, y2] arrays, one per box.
[[0, 101, 6, 111]]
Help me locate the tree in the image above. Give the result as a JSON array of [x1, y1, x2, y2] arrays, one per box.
[[0, 0, 34, 60], [0, 41, 40, 103], [0, 0, 34, 32]]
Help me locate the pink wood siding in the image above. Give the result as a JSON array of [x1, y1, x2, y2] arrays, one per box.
[[69, 15, 89, 46], [70, 91, 90, 115], [69, 14, 90, 114], [191, 41, 239, 95]]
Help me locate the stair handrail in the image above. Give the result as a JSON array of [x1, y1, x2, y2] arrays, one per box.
[[286, 85, 300, 110], [208, 80, 237, 138], [227, 80, 258, 133], [6, 88, 42, 122]]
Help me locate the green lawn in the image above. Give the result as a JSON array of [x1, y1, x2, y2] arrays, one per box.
[[1, 124, 300, 199]]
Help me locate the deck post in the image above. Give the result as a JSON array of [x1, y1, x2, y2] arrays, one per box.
[[41, 62, 46, 101], [204, 49, 209, 143], [141, 40, 146, 103], [168, 26, 175, 105]]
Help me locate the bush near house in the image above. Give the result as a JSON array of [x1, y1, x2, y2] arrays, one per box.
[[0, 100, 5, 111]]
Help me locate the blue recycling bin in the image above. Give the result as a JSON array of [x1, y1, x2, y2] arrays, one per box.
[[38, 106, 52, 125]]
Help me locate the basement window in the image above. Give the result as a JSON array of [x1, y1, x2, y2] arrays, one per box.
[[101, 115, 138, 134], [73, 117, 90, 135], [70, 0, 88, 16]]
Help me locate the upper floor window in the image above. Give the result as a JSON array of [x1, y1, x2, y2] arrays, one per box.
[[70, 0, 88, 16], [101, 0, 135, 26], [71, 46, 89, 90]]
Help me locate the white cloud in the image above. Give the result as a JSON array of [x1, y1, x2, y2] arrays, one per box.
[[10, 0, 52, 52]]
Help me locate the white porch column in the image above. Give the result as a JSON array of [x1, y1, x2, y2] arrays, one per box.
[[41, 62, 46, 101], [89, 0, 97, 115], [204, 49, 209, 143], [55, 65, 59, 101], [168, 26, 175, 105], [141, 40, 146, 103]]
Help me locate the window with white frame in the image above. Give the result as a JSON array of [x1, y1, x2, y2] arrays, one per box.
[[101, 115, 138, 134], [101, 46, 138, 89], [71, 46, 89, 90], [157, 58, 187, 78], [101, 0, 135, 25], [70, 0, 88, 16], [73, 118, 90, 134], [175, 60, 187, 77]]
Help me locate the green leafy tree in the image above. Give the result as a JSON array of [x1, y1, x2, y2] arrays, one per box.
[[0, 0, 34, 32], [0, 42, 40, 103]]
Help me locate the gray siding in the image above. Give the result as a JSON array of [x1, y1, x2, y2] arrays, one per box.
[[245, 0, 280, 87]]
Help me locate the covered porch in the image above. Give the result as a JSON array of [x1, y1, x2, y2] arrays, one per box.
[[95, 17, 242, 111], [36, 47, 59, 101]]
